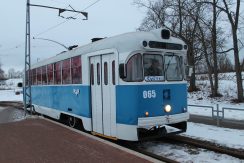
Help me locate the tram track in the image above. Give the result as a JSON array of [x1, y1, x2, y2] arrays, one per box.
[[163, 135, 244, 159], [116, 140, 179, 163], [116, 134, 244, 163]]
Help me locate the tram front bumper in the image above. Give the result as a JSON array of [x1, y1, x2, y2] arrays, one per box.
[[138, 112, 189, 128]]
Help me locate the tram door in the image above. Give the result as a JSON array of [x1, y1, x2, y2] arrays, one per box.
[[90, 53, 116, 137]]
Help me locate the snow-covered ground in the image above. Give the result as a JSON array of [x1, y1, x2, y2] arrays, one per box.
[[0, 89, 23, 101], [0, 78, 23, 102], [0, 78, 22, 90], [0, 77, 243, 162], [183, 122, 244, 149], [188, 72, 244, 121], [140, 141, 243, 163]]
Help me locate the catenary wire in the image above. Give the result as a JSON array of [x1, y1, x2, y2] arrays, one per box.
[[0, 0, 101, 53], [34, 0, 101, 37]]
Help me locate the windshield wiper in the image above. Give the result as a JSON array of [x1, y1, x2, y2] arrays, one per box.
[[165, 54, 175, 72]]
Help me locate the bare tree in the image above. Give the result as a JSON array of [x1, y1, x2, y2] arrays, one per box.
[[200, 0, 243, 101], [220, 0, 243, 101]]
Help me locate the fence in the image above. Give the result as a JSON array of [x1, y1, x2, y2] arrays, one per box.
[[188, 104, 244, 126]]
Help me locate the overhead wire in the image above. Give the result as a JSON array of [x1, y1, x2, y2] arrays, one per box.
[[0, 0, 101, 54], [34, 0, 101, 37]]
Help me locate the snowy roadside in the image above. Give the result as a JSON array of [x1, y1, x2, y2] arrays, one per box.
[[0, 89, 22, 102], [182, 122, 244, 150], [141, 141, 243, 163]]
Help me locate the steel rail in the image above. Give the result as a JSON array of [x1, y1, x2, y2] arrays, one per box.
[[163, 135, 244, 159]]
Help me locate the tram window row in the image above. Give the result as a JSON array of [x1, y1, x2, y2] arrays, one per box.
[[27, 56, 82, 85]]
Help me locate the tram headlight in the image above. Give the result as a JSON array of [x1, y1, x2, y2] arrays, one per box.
[[164, 105, 172, 113], [145, 111, 149, 117]]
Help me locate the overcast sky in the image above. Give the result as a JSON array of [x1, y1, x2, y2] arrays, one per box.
[[0, 0, 146, 72]]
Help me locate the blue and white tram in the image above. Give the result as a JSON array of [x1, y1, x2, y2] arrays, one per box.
[[28, 28, 190, 141]]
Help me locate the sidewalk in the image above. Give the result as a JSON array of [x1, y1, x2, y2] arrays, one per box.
[[0, 118, 155, 163]]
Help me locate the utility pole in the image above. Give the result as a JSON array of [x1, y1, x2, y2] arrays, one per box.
[[24, 0, 88, 115], [24, 0, 31, 116]]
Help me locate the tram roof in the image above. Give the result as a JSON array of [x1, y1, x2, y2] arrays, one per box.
[[32, 29, 186, 69]]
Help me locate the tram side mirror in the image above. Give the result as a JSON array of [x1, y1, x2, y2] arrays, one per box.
[[185, 66, 193, 78], [119, 64, 126, 79], [17, 82, 23, 88]]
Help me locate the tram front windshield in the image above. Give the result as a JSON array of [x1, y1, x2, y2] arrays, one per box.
[[124, 53, 184, 82], [143, 53, 183, 81]]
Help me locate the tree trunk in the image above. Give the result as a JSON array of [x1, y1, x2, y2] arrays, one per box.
[[212, 0, 219, 97], [188, 45, 197, 92], [233, 32, 243, 101]]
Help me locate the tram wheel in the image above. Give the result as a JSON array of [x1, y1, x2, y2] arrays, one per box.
[[68, 116, 76, 128]]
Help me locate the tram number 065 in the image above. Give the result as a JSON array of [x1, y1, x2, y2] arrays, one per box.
[[143, 90, 156, 99]]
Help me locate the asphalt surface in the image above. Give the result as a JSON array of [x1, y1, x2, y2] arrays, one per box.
[[0, 104, 155, 163]]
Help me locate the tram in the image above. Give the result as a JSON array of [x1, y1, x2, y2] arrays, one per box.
[[26, 28, 190, 141]]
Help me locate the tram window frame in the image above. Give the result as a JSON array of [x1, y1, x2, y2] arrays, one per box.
[[62, 59, 71, 84], [32, 69, 37, 85], [123, 53, 143, 82], [164, 53, 184, 81], [47, 64, 54, 85], [42, 65, 47, 85], [54, 61, 61, 85], [37, 67, 42, 85], [71, 56, 82, 84]]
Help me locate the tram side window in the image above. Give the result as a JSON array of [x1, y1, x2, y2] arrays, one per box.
[[62, 59, 71, 84], [91, 64, 94, 85], [37, 67, 42, 85], [47, 64, 54, 85], [54, 62, 61, 84], [124, 53, 143, 82], [97, 63, 100, 85], [42, 66, 47, 85], [32, 69, 37, 85], [104, 62, 108, 85], [71, 56, 82, 84]]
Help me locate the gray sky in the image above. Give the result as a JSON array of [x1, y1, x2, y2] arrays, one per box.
[[0, 0, 145, 72]]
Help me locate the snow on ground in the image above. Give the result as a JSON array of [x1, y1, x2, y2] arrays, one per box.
[[182, 122, 244, 149], [0, 89, 22, 102], [188, 72, 244, 121], [141, 122, 244, 162], [140, 141, 243, 163], [0, 78, 23, 102], [0, 78, 22, 90]]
